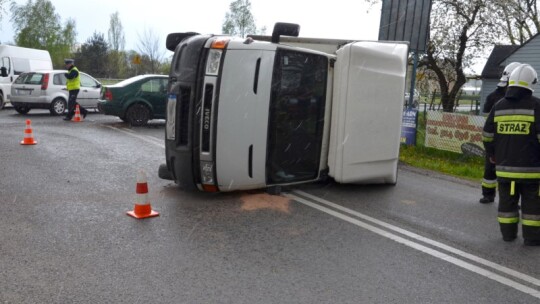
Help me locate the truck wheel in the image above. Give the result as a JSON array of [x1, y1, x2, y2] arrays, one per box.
[[126, 104, 150, 126], [49, 98, 66, 115], [14, 106, 30, 114], [0, 94, 4, 109], [158, 164, 173, 180]]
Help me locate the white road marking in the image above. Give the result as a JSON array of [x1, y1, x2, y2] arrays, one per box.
[[104, 125, 165, 148], [293, 190, 540, 287], [285, 192, 540, 299], [100, 125, 540, 297]]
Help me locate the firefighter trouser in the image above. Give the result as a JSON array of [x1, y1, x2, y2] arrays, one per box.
[[482, 155, 497, 197], [498, 181, 540, 241]]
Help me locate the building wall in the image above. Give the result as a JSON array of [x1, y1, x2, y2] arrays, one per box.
[[480, 35, 540, 111], [480, 80, 499, 113], [502, 35, 540, 99]]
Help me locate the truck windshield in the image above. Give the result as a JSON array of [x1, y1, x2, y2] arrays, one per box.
[[267, 50, 328, 184]]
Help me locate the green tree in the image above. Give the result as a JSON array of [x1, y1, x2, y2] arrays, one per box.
[[493, 0, 540, 44], [74, 32, 109, 78], [367, 0, 539, 112], [136, 27, 164, 74], [10, 0, 76, 68], [0, 0, 9, 26], [222, 0, 265, 37], [107, 11, 126, 79]]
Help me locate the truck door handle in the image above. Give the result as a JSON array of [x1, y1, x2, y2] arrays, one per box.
[[248, 145, 253, 178], [253, 58, 261, 94]]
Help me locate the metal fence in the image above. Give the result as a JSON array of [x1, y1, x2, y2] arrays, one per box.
[[422, 110, 486, 156]]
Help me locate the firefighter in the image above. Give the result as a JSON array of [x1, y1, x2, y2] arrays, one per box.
[[479, 62, 521, 204], [483, 63, 540, 246]]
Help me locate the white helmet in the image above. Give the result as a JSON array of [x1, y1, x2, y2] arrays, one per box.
[[498, 62, 521, 87], [508, 64, 538, 92]]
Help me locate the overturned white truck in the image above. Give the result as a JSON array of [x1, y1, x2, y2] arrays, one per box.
[[159, 23, 408, 192]]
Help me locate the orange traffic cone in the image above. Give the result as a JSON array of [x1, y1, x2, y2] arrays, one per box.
[[127, 170, 159, 219], [20, 119, 37, 145], [72, 104, 83, 122]]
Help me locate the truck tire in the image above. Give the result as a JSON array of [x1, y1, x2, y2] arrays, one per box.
[[126, 103, 150, 126], [14, 105, 30, 114], [0, 94, 4, 109], [49, 98, 66, 115]]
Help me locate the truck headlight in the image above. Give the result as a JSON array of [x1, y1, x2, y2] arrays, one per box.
[[206, 49, 222, 75], [200, 161, 214, 184], [166, 94, 176, 140]]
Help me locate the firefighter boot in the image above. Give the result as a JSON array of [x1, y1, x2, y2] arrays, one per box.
[[479, 195, 495, 204], [524, 239, 540, 246], [501, 224, 518, 242]]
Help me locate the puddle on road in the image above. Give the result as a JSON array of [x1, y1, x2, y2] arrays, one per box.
[[240, 193, 291, 213]]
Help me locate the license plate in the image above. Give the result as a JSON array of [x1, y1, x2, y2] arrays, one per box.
[[17, 89, 31, 95]]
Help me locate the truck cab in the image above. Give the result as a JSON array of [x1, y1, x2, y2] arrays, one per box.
[[159, 23, 408, 192]]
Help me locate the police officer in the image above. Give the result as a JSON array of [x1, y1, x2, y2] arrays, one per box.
[[483, 64, 540, 246], [63, 59, 88, 121], [479, 62, 521, 204]]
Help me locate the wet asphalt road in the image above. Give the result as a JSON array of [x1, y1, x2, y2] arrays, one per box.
[[0, 107, 539, 303]]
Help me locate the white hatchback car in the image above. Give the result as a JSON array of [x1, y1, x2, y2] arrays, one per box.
[[10, 70, 102, 115]]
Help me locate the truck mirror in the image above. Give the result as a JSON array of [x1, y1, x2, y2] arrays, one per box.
[[0, 67, 7, 77], [271, 22, 300, 43], [166, 32, 200, 51]]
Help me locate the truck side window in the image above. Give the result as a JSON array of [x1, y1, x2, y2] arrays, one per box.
[[1, 57, 10, 76], [267, 50, 328, 183]]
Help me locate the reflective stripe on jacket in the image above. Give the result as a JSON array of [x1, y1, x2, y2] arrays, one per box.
[[66, 66, 80, 91], [482, 92, 540, 182]]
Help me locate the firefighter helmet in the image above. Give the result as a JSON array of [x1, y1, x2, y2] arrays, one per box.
[[498, 62, 521, 87], [508, 64, 538, 92]]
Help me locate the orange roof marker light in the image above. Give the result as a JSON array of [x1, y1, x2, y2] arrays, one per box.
[[210, 37, 230, 49]]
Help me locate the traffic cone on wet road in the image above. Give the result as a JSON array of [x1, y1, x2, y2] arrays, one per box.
[[72, 104, 83, 122], [20, 119, 37, 145], [127, 170, 159, 219]]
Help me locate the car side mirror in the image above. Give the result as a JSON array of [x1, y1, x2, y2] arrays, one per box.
[[0, 67, 7, 77], [96, 83, 101, 88]]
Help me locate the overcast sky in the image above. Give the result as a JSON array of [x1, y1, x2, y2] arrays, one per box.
[[0, 0, 381, 53]]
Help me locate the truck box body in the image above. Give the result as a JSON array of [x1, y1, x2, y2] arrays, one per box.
[[0, 45, 53, 108], [160, 29, 408, 192], [329, 42, 407, 184]]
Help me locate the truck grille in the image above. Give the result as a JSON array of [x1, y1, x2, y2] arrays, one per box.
[[178, 87, 191, 145]]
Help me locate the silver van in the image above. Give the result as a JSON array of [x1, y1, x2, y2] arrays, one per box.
[[10, 70, 101, 115]]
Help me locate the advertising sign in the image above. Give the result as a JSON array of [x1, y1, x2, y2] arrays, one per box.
[[425, 111, 485, 156], [401, 108, 418, 146]]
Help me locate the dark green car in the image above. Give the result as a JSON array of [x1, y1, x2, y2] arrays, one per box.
[[98, 74, 168, 126]]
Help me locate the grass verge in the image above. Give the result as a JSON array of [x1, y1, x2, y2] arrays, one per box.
[[399, 144, 484, 182], [399, 108, 484, 182]]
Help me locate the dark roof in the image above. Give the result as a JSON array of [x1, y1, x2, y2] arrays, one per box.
[[481, 45, 520, 79]]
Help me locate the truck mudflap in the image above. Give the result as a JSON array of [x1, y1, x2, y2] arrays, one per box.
[[328, 41, 408, 184]]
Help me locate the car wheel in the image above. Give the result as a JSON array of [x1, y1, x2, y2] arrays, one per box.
[[0, 94, 4, 109], [126, 104, 151, 126], [14, 106, 30, 114], [49, 98, 67, 116]]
